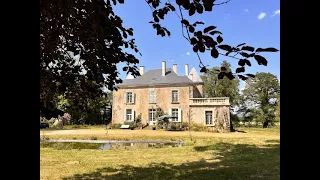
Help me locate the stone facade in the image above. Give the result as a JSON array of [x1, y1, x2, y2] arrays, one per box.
[[112, 61, 230, 130]]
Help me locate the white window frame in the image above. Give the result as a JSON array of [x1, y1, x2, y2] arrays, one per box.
[[149, 90, 156, 104], [171, 108, 179, 122], [126, 109, 133, 121], [126, 92, 133, 104], [205, 111, 214, 126], [171, 90, 179, 103], [148, 108, 156, 122]]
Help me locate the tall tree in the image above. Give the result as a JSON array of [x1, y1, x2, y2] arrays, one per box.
[[242, 73, 280, 128], [40, 0, 279, 118]]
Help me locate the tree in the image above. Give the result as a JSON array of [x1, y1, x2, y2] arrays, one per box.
[[40, 0, 279, 118], [275, 99, 280, 123], [242, 73, 280, 128]]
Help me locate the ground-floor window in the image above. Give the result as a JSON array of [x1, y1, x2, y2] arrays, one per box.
[[172, 108, 178, 122], [126, 109, 133, 121], [149, 109, 156, 122], [205, 111, 213, 125]]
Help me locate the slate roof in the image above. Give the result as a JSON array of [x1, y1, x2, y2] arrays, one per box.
[[117, 68, 196, 87]]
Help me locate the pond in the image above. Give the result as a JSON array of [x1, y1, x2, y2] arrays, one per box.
[[40, 139, 185, 150]]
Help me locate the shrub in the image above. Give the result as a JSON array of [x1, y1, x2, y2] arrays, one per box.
[[61, 113, 71, 125], [52, 119, 63, 129], [110, 123, 121, 129], [190, 123, 209, 132]]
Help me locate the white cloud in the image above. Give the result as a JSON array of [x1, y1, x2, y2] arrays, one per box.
[[257, 12, 266, 20], [244, 9, 249, 12], [271, 9, 280, 17], [170, 60, 174, 62], [186, 52, 191, 56]]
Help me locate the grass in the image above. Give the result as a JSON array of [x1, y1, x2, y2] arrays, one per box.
[[40, 127, 280, 180]]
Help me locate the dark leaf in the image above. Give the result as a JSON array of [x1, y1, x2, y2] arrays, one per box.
[[199, 45, 205, 53], [189, 6, 196, 16], [176, 0, 183, 5], [149, 21, 154, 24], [240, 52, 250, 58], [209, 30, 222, 35], [118, 0, 124, 4], [190, 37, 197, 45], [182, 0, 191, 9], [196, 4, 204, 14], [225, 72, 235, 80], [122, 32, 127, 38], [193, 21, 205, 26], [245, 60, 251, 66], [218, 72, 225, 79], [217, 35, 223, 44], [254, 55, 268, 66], [200, 67, 207, 73], [181, 19, 189, 26], [123, 66, 128, 71], [204, 4, 213, 11], [193, 45, 199, 53], [256, 47, 279, 52], [210, 48, 219, 58], [238, 59, 246, 66], [154, 16, 159, 22], [203, 26, 217, 33], [238, 75, 248, 81], [236, 43, 246, 47], [189, 26, 195, 33], [241, 46, 255, 52], [246, 74, 255, 78], [220, 67, 227, 72], [236, 67, 245, 73], [127, 30, 133, 36], [166, 3, 176, 11], [217, 44, 232, 51]]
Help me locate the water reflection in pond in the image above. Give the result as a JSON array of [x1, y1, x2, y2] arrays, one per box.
[[40, 142, 183, 150]]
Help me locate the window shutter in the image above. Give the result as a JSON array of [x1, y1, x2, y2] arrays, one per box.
[[133, 110, 136, 121], [178, 109, 182, 122], [123, 109, 126, 122], [133, 93, 135, 104], [168, 108, 172, 122]]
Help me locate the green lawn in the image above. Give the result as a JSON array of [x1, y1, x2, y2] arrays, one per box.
[[40, 127, 280, 180]]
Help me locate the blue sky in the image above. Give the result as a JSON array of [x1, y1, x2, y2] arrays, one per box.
[[113, 0, 280, 89]]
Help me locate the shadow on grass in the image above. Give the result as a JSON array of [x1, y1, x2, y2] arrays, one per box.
[[62, 142, 280, 180]]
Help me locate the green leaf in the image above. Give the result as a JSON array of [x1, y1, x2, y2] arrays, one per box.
[[217, 35, 223, 44], [241, 46, 255, 52], [254, 55, 268, 66], [203, 26, 217, 33], [209, 30, 222, 35], [210, 48, 219, 58], [236, 67, 245, 73], [256, 47, 279, 52]]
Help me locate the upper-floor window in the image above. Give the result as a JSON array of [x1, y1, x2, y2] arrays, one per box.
[[205, 111, 213, 125], [126, 92, 133, 104], [172, 90, 178, 103], [149, 91, 156, 104]]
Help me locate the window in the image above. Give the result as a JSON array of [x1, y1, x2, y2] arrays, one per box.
[[126, 92, 133, 104], [126, 109, 133, 121], [172, 90, 178, 103], [149, 91, 156, 104], [149, 109, 156, 122], [172, 108, 178, 122], [205, 111, 213, 125]]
